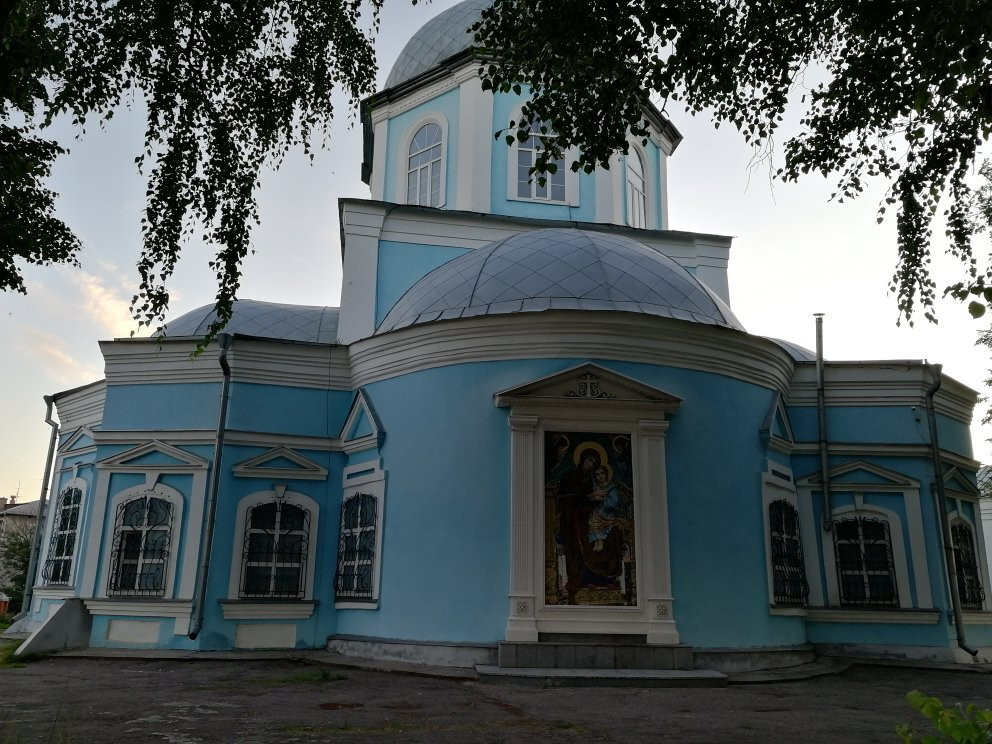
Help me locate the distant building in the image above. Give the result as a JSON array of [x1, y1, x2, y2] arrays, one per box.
[[12, 0, 992, 671]]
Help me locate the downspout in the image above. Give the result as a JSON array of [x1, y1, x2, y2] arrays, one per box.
[[925, 364, 978, 657], [19, 396, 59, 619], [815, 314, 832, 532], [188, 334, 232, 640]]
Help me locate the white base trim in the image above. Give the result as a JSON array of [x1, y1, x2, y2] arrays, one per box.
[[84, 599, 192, 635], [220, 601, 316, 620], [805, 608, 940, 624]]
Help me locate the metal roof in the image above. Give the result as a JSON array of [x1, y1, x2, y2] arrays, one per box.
[[377, 228, 745, 333], [160, 300, 340, 344], [384, 0, 490, 89]]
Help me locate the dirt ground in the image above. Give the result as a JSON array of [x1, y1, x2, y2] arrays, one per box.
[[0, 657, 989, 743]]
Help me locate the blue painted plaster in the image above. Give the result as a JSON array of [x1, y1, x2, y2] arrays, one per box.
[[103, 383, 221, 430], [226, 383, 341, 438], [375, 241, 470, 326]]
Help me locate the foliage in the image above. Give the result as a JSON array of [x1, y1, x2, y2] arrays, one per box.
[[3, 0, 385, 342], [1, 0, 82, 294], [898, 690, 992, 743], [474, 0, 992, 324], [0, 523, 34, 615]]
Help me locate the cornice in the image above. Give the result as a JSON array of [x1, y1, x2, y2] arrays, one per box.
[[789, 442, 979, 470], [350, 311, 795, 393]]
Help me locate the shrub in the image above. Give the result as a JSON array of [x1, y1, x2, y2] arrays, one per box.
[[898, 690, 992, 743]]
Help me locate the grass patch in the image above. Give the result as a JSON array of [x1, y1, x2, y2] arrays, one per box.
[[0, 641, 43, 669], [255, 666, 347, 686]]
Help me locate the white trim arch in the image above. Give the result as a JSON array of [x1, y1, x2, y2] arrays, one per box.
[[823, 503, 913, 609], [612, 139, 659, 229], [226, 488, 320, 602], [38, 476, 87, 588], [504, 104, 579, 207], [102, 482, 185, 600], [394, 113, 449, 208]]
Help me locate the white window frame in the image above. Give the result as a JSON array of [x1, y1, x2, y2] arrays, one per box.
[[105, 484, 184, 599], [394, 114, 448, 208], [505, 107, 579, 206], [760, 465, 809, 613], [227, 489, 320, 602], [334, 461, 386, 609], [41, 477, 86, 587], [625, 147, 647, 228], [948, 507, 990, 612]]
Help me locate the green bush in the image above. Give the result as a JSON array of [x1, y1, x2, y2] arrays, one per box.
[[898, 690, 992, 743]]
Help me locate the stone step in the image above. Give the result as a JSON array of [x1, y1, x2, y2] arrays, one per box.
[[476, 665, 727, 688], [498, 642, 693, 670]]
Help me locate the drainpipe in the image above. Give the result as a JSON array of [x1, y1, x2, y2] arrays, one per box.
[[925, 364, 978, 657], [188, 334, 232, 640], [19, 396, 59, 618], [815, 314, 832, 532]]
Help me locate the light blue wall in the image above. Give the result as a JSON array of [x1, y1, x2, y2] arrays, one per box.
[[490, 90, 597, 222], [103, 383, 221, 430], [383, 89, 460, 207], [375, 241, 470, 325]]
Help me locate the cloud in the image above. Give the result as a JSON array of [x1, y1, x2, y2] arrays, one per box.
[[70, 269, 141, 338], [16, 327, 103, 387]]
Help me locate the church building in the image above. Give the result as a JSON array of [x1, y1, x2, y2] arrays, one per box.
[[13, 0, 992, 674]]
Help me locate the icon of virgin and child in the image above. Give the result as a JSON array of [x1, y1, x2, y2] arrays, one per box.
[[545, 432, 636, 606]]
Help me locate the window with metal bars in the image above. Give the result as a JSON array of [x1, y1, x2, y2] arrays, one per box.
[[108, 495, 173, 596], [768, 500, 809, 605], [407, 123, 443, 207], [951, 520, 986, 610], [42, 484, 81, 585], [240, 500, 311, 599], [832, 516, 899, 607], [335, 492, 377, 601]]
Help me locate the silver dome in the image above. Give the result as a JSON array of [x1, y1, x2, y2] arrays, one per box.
[[160, 299, 339, 344], [385, 0, 489, 89], [377, 228, 745, 333]]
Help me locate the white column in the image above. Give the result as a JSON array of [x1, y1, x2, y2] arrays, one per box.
[[369, 119, 387, 201], [455, 73, 493, 213], [505, 413, 539, 641], [337, 203, 386, 344], [639, 418, 680, 644]]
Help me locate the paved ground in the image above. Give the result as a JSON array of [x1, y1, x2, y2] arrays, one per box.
[[0, 656, 989, 742]]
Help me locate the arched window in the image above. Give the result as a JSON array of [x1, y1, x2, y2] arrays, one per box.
[[625, 149, 646, 228], [407, 122, 443, 207], [832, 515, 899, 606], [515, 119, 566, 201], [336, 492, 378, 602], [108, 493, 174, 596], [768, 500, 808, 605], [951, 520, 986, 609], [42, 482, 83, 585], [240, 500, 311, 598]]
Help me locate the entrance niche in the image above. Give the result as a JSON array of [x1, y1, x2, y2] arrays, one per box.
[[495, 363, 681, 644]]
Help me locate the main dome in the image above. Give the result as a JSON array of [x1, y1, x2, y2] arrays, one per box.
[[385, 0, 489, 89], [377, 228, 745, 333], [159, 299, 339, 344]]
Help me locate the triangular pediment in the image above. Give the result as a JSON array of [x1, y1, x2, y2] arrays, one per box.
[[233, 447, 328, 480], [943, 467, 979, 497], [98, 441, 208, 470], [339, 389, 385, 454], [494, 363, 682, 412], [798, 460, 919, 489], [59, 426, 96, 453]]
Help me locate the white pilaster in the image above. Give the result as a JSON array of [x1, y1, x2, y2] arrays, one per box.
[[639, 419, 679, 644], [455, 74, 493, 213], [505, 413, 539, 641], [337, 203, 386, 344]]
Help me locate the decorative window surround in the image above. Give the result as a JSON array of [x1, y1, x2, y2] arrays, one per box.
[[82, 453, 206, 601], [220, 600, 316, 620], [106, 487, 182, 598], [228, 488, 320, 602], [760, 465, 809, 608], [335, 461, 386, 609], [40, 478, 86, 587], [495, 363, 681, 644], [504, 106, 578, 206], [948, 507, 990, 612], [84, 599, 193, 635], [339, 389, 386, 455], [798, 460, 930, 610], [395, 114, 449, 208]]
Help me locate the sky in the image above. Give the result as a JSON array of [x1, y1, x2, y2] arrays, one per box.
[[2, 0, 991, 502]]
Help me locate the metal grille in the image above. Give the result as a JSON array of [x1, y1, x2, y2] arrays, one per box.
[[335, 493, 377, 601], [832, 516, 899, 607], [951, 521, 986, 610], [768, 500, 809, 605], [42, 485, 81, 585], [239, 500, 311, 598], [108, 495, 173, 596]]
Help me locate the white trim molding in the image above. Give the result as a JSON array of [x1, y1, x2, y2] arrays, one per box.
[[394, 112, 449, 208], [232, 447, 328, 481], [85, 599, 193, 635], [334, 461, 387, 609], [806, 608, 941, 624], [219, 601, 316, 620]]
